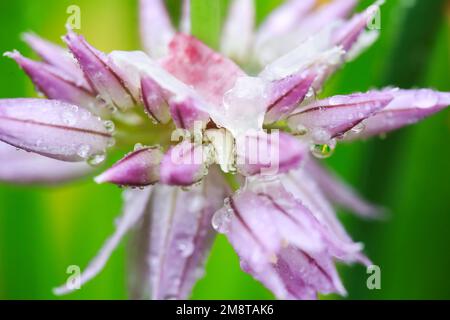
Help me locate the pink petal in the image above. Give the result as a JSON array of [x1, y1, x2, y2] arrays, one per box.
[[54, 187, 153, 295], [141, 76, 171, 124], [64, 30, 137, 111], [255, 0, 315, 51], [221, 0, 255, 63], [6, 51, 99, 113], [95, 147, 163, 186], [236, 131, 308, 176], [162, 34, 245, 105], [147, 170, 229, 299], [0, 142, 91, 184], [139, 0, 175, 58], [22, 32, 91, 91], [288, 91, 393, 140], [344, 89, 450, 140], [0, 98, 113, 162], [333, 1, 381, 52], [169, 96, 210, 130], [264, 70, 317, 123], [160, 141, 209, 186]]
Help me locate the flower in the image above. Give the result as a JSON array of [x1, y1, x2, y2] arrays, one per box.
[[0, 0, 448, 300]]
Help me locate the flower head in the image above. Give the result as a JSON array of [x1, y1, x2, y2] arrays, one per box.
[[0, 0, 448, 299]]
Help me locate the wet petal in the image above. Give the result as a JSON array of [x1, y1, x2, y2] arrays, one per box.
[[109, 50, 213, 123], [95, 147, 163, 186], [139, 0, 175, 58], [264, 70, 317, 123], [344, 89, 450, 140], [303, 159, 383, 218], [146, 170, 229, 299], [221, 0, 255, 64], [22, 32, 91, 91], [6, 51, 99, 113], [162, 34, 245, 106], [236, 131, 308, 176], [0, 142, 92, 184], [64, 30, 137, 111], [54, 187, 153, 295], [141, 76, 171, 124], [254, 0, 315, 61], [288, 91, 393, 140], [160, 141, 211, 186], [169, 96, 210, 130], [0, 99, 112, 162], [333, 1, 382, 52]]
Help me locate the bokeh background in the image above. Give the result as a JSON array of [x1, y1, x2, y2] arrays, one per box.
[[0, 0, 449, 299]]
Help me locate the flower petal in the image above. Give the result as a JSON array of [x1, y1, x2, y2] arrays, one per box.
[[160, 141, 210, 186], [169, 96, 210, 130], [344, 89, 450, 140], [236, 131, 308, 176], [254, 0, 315, 62], [95, 147, 163, 186], [0, 142, 91, 184], [162, 34, 245, 105], [214, 178, 363, 299], [54, 187, 153, 295], [180, 0, 191, 34], [141, 76, 171, 124], [303, 159, 383, 218], [139, 0, 175, 58], [221, 0, 255, 64], [264, 70, 317, 123], [64, 30, 137, 111], [146, 170, 229, 299], [0, 99, 112, 162], [109, 50, 213, 124], [288, 91, 393, 140], [22, 32, 92, 91], [6, 51, 99, 113]]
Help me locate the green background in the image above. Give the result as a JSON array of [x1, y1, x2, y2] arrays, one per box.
[[0, 0, 449, 299]]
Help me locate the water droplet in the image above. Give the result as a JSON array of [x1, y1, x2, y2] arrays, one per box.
[[103, 120, 115, 133], [295, 124, 308, 135], [62, 111, 77, 126], [350, 122, 366, 134], [77, 144, 91, 159], [177, 242, 194, 258], [414, 89, 438, 108], [212, 201, 233, 234], [310, 142, 335, 159], [87, 153, 106, 167], [134, 143, 144, 151]]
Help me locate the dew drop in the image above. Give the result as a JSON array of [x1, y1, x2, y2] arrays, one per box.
[[350, 122, 366, 134], [77, 144, 91, 159], [414, 89, 438, 109], [103, 120, 115, 133], [134, 143, 144, 151], [177, 242, 194, 258], [310, 142, 335, 159], [87, 153, 106, 167]]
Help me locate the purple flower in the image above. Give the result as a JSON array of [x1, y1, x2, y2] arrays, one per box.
[[0, 0, 448, 300]]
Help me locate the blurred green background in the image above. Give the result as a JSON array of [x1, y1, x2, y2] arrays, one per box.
[[0, 0, 449, 299]]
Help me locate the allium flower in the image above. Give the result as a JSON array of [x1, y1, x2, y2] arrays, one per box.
[[0, 0, 448, 299]]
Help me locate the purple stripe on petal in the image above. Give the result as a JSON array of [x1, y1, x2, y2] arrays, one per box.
[[344, 89, 450, 140], [236, 131, 308, 176], [147, 170, 229, 299], [6, 51, 99, 113], [221, 0, 255, 64], [54, 187, 153, 295], [139, 0, 175, 58], [160, 141, 209, 186], [288, 91, 393, 140], [22, 32, 92, 91], [0, 142, 91, 184], [141, 76, 171, 124], [264, 70, 317, 124], [95, 147, 163, 186], [0, 98, 112, 162], [64, 30, 136, 111], [169, 96, 210, 130]]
